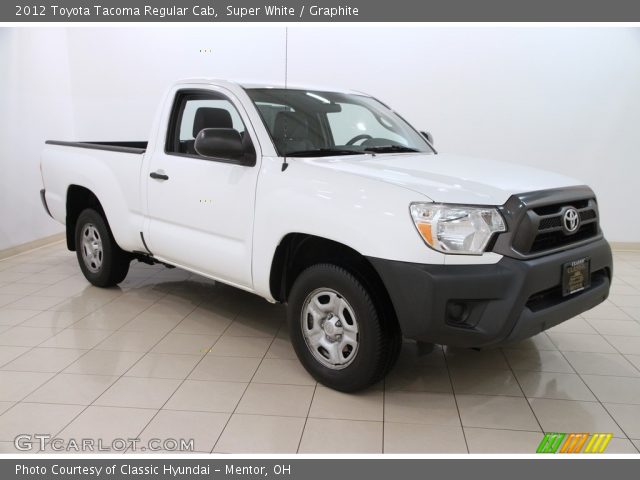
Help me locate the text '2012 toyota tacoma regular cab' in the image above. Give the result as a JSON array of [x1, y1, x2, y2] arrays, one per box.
[[40, 79, 612, 391]]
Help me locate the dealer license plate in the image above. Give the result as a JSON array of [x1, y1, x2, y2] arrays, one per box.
[[562, 257, 591, 296]]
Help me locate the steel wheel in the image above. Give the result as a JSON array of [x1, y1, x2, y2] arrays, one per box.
[[80, 223, 103, 273], [301, 288, 360, 370]]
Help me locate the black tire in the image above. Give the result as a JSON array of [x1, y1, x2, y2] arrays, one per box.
[[75, 208, 130, 287], [287, 263, 401, 392]]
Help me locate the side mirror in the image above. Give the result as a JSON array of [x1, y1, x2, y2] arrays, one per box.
[[420, 131, 434, 145], [194, 128, 245, 161]]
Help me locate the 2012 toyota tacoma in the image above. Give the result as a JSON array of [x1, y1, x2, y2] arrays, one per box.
[[39, 79, 612, 391]]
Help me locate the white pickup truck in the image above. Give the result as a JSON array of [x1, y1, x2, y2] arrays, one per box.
[[40, 79, 612, 391]]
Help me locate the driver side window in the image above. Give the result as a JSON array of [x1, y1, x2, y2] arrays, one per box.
[[327, 103, 406, 146], [166, 90, 249, 159]]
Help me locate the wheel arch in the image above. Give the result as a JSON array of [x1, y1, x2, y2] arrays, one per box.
[[269, 233, 399, 331], [65, 185, 106, 251]]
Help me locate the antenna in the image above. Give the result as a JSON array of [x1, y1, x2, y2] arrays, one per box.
[[281, 27, 289, 172]]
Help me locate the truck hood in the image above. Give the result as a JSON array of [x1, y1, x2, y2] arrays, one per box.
[[309, 152, 582, 205]]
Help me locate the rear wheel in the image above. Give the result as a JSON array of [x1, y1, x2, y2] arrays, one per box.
[[75, 208, 130, 287], [287, 263, 401, 392]]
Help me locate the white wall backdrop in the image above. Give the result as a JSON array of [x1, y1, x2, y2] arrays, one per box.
[[1, 26, 638, 251]]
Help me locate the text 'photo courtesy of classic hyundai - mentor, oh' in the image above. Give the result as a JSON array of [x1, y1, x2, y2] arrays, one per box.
[[39, 79, 612, 391]]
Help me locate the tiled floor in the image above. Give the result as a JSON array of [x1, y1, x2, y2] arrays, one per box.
[[1, 242, 640, 454]]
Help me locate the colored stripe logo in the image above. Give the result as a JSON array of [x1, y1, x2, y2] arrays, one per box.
[[536, 433, 612, 454]]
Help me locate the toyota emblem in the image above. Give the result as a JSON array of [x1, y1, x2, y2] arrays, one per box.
[[563, 208, 580, 233]]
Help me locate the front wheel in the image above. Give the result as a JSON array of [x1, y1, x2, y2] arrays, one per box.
[[287, 263, 400, 392], [75, 208, 130, 287]]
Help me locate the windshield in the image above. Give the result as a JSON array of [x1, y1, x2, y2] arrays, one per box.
[[244, 88, 434, 157]]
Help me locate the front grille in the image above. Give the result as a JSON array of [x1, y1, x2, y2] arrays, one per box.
[[492, 188, 602, 259], [525, 268, 608, 312]]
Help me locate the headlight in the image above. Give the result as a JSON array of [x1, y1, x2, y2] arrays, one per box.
[[410, 203, 506, 255]]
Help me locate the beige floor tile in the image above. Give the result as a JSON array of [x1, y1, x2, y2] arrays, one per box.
[[529, 398, 625, 437], [94, 377, 181, 409], [548, 317, 597, 334], [456, 394, 540, 431], [151, 333, 218, 355], [174, 307, 235, 336], [0, 326, 62, 347], [265, 335, 297, 360], [384, 423, 467, 453], [165, 380, 247, 413], [0, 283, 45, 297], [164, 380, 247, 413], [72, 310, 138, 331], [503, 349, 573, 373], [0, 294, 25, 307], [20, 311, 84, 329], [299, 418, 382, 453], [8, 295, 66, 310], [0, 309, 41, 326], [385, 366, 452, 393], [40, 328, 111, 350], [25, 373, 118, 405], [588, 319, 640, 336], [15, 272, 73, 285], [63, 350, 144, 376], [208, 335, 272, 358], [0, 346, 30, 366], [464, 427, 542, 453], [96, 330, 166, 352], [445, 348, 510, 370], [224, 316, 282, 338], [582, 375, 640, 404], [564, 351, 640, 377], [0, 402, 83, 441], [125, 353, 201, 379], [119, 313, 183, 334], [582, 303, 632, 320], [515, 371, 596, 401], [0, 402, 13, 415], [309, 385, 383, 421], [384, 391, 460, 426], [604, 335, 640, 355], [0, 370, 55, 401], [610, 295, 640, 308], [451, 368, 522, 396], [547, 332, 617, 353], [2, 347, 87, 373], [214, 414, 305, 453], [139, 410, 229, 453], [625, 354, 640, 371], [622, 307, 640, 321], [58, 406, 157, 445], [236, 383, 314, 417], [603, 403, 640, 439], [189, 355, 260, 383], [252, 358, 315, 386], [506, 333, 557, 351]]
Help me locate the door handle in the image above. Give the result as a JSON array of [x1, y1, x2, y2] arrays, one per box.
[[150, 171, 169, 181]]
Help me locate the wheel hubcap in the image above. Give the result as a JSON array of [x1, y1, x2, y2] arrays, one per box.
[[80, 223, 103, 273], [301, 288, 359, 370]]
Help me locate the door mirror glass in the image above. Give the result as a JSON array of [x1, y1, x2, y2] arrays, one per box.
[[420, 131, 434, 145], [194, 128, 245, 161]]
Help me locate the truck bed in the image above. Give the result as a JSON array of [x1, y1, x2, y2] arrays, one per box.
[[45, 140, 147, 154]]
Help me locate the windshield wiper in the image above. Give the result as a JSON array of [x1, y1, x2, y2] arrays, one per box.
[[285, 148, 366, 157], [363, 145, 420, 154]]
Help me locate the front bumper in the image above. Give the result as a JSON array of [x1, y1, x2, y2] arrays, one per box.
[[368, 237, 612, 348]]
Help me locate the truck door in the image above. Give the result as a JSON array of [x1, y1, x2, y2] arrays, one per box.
[[145, 88, 260, 289]]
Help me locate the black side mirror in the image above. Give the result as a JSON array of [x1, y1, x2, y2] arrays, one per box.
[[194, 128, 246, 162], [420, 131, 434, 145]]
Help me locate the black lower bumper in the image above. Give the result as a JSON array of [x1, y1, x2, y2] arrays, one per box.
[[368, 237, 612, 348]]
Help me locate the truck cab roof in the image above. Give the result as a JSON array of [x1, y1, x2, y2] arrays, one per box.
[[174, 78, 368, 96]]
